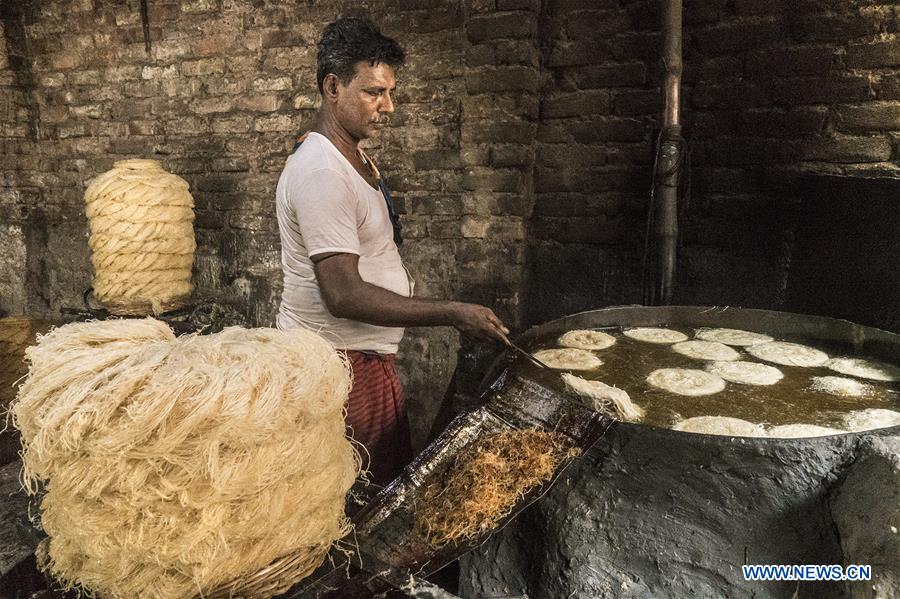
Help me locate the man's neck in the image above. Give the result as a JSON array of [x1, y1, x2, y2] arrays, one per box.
[[310, 113, 362, 164]]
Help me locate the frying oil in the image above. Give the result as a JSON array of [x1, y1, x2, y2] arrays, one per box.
[[522, 327, 900, 430]]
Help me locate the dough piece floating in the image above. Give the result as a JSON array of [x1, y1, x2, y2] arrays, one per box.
[[562, 373, 644, 422], [532, 348, 602, 371], [842, 408, 900, 432], [826, 357, 900, 382], [810, 376, 874, 398], [558, 329, 616, 351], [706, 361, 784, 386], [673, 416, 765, 437], [746, 341, 829, 367], [767, 424, 844, 438], [695, 328, 773, 346], [646, 368, 726, 396], [623, 327, 688, 344], [672, 340, 740, 361]]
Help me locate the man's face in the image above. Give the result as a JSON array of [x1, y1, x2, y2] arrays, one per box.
[[333, 61, 396, 141]]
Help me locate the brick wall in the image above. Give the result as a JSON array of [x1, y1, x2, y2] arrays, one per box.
[[2, 0, 899, 444], [0, 6, 39, 315], [0, 0, 540, 447], [528, 0, 655, 324], [527, 0, 900, 324], [680, 0, 900, 308]]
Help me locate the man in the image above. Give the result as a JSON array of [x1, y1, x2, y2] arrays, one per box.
[[275, 17, 509, 485]]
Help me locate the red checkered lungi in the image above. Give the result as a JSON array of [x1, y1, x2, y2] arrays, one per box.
[[344, 350, 413, 486]]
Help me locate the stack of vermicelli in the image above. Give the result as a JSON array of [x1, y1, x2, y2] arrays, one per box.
[[85, 159, 196, 315], [12, 318, 359, 599]]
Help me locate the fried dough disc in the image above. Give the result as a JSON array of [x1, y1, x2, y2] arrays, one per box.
[[532, 348, 603, 371], [672, 340, 741, 361], [623, 327, 688, 344], [646, 368, 726, 396], [557, 330, 616, 351], [810, 376, 874, 398], [746, 341, 829, 367], [695, 328, 773, 346], [826, 357, 900, 382], [706, 361, 784, 385], [842, 408, 900, 432]]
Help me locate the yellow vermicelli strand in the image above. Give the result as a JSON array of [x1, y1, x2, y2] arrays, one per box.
[[416, 429, 580, 548], [11, 319, 360, 599], [84, 160, 196, 315]]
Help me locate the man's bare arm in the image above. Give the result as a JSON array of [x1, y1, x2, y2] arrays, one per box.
[[313, 252, 509, 343]]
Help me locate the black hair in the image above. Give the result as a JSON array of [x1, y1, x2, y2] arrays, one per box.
[[316, 17, 405, 94]]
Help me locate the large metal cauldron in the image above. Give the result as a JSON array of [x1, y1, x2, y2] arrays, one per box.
[[461, 306, 900, 599]]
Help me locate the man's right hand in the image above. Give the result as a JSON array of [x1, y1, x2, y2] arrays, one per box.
[[449, 302, 510, 345]]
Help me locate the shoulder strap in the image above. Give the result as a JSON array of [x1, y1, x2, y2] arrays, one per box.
[[358, 148, 403, 248]]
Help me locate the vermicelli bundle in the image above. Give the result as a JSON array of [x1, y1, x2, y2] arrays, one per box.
[[85, 160, 196, 315], [11, 318, 359, 599]]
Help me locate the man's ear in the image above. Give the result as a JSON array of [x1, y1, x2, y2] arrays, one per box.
[[322, 74, 340, 100]]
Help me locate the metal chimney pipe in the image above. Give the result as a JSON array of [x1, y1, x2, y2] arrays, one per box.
[[654, 0, 683, 305]]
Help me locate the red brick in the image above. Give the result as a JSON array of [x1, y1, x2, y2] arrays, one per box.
[[845, 40, 900, 69], [682, 0, 727, 26], [744, 45, 836, 78], [497, 0, 538, 10], [235, 95, 283, 112], [467, 13, 536, 42], [562, 63, 646, 89], [195, 97, 234, 115], [737, 107, 827, 137], [733, 0, 784, 15], [540, 90, 610, 118], [260, 29, 306, 49], [624, 0, 659, 31], [536, 143, 606, 168], [489, 145, 533, 167], [461, 120, 535, 143], [547, 40, 611, 67], [612, 90, 660, 116], [791, 14, 879, 42], [566, 10, 632, 39], [686, 110, 737, 138], [609, 32, 660, 62], [695, 137, 803, 165], [691, 81, 771, 110], [465, 66, 539, 94], [253, 114, 294, 132], [693, 18, 784, 55], [773, 75, 873, 105], [834, 103, 900, 132], [181, 58, 225, 76], [802, 134, 893, 162], [880, 73, 900, 100]]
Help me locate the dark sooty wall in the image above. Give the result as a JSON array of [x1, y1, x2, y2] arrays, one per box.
[[2, 0, 900, 444], [529, 0, 900, 324]]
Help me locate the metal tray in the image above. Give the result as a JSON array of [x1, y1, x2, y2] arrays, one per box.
[[284, 364, 611, 598]]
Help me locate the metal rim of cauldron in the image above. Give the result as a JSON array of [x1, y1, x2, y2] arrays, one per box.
[[484, 305, 900, 443]]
